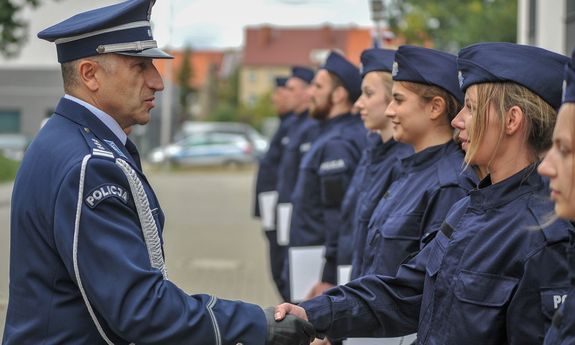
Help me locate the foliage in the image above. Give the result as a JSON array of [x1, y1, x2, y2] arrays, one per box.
[[0, 0, 43, 57], [176, 45, 195, 123], [0, 154, 19, 182], [384, 0, 517, 52]]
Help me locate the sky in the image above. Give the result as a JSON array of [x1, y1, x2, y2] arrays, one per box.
[[151, 0, 376, 50]]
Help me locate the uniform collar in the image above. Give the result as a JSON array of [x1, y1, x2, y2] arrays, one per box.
[[54, 97, 135, 165], [368, 136, 397, 162], [401, 140, 458, 172], [64, 94, 127, 145], [469, 163, 542, 210]]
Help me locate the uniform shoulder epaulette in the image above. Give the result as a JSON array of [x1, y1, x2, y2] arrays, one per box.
[[436, 151, 462, 187], [79, 127, 115, 161], [528, 196, 573, 245]]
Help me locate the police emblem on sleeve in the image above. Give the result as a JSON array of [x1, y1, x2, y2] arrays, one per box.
[[85, 184, 129, 208]]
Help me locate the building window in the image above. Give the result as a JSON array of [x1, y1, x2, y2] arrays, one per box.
[[0, 110, 21, 134], [249, 71, 257, 83], [527, 0, 537, 45], [248, 95, 257, 107], [566, 0, 575, 55]]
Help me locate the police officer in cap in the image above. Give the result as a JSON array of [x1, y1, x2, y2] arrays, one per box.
[[287, 51, 367, 300], [275, 42, 574, 345], [253, 75, 295, 303], [2, 0, 315, 344]]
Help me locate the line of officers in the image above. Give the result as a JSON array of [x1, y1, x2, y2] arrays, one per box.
[[253, 43, 575, 344]]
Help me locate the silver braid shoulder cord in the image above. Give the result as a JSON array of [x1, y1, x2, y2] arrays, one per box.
[[73, 155, 166, 345]]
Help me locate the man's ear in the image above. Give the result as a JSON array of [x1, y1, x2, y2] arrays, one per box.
[[331, 85, 347, 104], [505, 105, 524, 135], [78, 60, 100, 92], [428, 95, 447, 120]]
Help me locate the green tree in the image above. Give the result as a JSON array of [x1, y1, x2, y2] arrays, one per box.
[[0, 0, 44, 57], [385, 0, 517, 52], [176, 45, 195, 123]]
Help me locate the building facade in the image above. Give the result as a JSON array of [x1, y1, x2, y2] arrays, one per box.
[[518, 0, 575, 55]]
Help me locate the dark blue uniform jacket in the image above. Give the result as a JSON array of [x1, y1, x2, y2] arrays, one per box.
[[544, 228, 575, 345], [276, 111, 319, 206], [289, 113, 367, 248], [253, 112, 295, 218], [3, 98, 266, 345], [301, 164, 574, 345], [357, 140, 477, 278], [323, 134, 412, 283]]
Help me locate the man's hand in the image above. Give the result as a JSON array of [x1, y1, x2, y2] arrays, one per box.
[[274, 303, 309, 321], [264, 306, 315, 345]]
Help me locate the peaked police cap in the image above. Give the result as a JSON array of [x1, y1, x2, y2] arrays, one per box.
[[38, 0, 173, 63]]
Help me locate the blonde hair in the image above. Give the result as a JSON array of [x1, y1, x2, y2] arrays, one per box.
[[375, 71, 393, 104], [466, 83, 557, 165], [399, 81, 462, 122]]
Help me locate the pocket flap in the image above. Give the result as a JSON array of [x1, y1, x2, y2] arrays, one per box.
[[380, 214, 422, 240], [455, 270, 518, 307]]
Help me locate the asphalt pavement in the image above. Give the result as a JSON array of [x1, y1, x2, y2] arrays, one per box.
[[0, 165, 281, 337]]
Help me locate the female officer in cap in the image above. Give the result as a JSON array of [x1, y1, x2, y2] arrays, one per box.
[[274, 42, 573, 345], [322, 48, 412, 287], [540, 50, 575, 345], [354, 45, 476, 279]]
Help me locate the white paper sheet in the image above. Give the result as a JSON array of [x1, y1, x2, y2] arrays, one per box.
[[276, 203, 292, 245], [289, 246, 325, 302], [258, 191, 278, 231], [337, 265, 352, 285]]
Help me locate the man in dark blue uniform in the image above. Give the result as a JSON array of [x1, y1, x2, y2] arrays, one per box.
[[286, 51, 367, 301], [2, 1, 315, 344], [271, 66, 317, 302], [253, 75, 295, 302]]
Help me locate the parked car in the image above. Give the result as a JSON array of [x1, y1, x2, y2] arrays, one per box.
[[0, 134, 29, 161], [176, 121, 269, 158], [148, 132, 257, 167]]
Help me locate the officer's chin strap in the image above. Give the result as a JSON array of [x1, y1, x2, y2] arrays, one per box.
[[73, 154, 166, 345]]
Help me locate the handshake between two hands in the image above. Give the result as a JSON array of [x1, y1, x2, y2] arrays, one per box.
[[264, 303, 323, 345]]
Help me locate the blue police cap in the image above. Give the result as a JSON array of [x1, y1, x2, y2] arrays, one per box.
[[321, 51, 362, 102], [457, 42, 568, 110], [291, 66, 315, 84], [359, 48, 395, 78], [275, 77, 288, 88], [37, 0, 173, 63], [392, 45, 464, 104]]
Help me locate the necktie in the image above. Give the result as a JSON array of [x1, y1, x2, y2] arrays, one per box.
[[125, 138, 142, 170]]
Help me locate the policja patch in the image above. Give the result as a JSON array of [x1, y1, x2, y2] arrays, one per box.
[[85, 184, 129, 208]]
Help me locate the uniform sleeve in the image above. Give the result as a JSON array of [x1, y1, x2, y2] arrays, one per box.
[[506, 240, 571, 344], [301, 238, 430, 339], [253, 121, 289, 218], [319, 141, 361, 284], [53, 158, 266, 344]]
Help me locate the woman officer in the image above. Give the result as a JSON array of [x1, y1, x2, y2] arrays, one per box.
[[274, 42, 573, 345], [540, 50, 575, 345], [355, 45, 476, 279], [317, 48, 412, 293]]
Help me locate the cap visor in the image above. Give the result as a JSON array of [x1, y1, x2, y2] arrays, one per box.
[[117, 47, 173, 59]]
